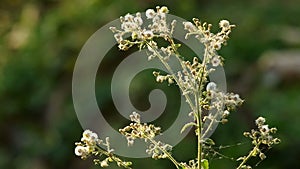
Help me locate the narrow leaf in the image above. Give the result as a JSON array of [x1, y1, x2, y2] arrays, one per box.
[[201, 159, 209, 169], [181, 122, 197, 133]]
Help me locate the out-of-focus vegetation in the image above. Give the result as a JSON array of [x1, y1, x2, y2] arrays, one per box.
[[0, 0, 299, 169]]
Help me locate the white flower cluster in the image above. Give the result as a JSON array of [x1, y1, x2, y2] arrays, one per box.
[[75, 130, 103, 159], [110, 6, 175, 52], [200, 83, 243, 130], [153, 71, 174, 84], [146, 141, 173, 159], [252, 117, 279, 141], [205, 83, 243, 111], [242, 117, 280, 161], [119, 112, 161, 146], [184, 19, 234, 50], [184, 19, 235, 67], [75, 130, 132, 168]]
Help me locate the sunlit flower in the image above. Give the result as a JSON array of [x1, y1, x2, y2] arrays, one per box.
[[129, 112, 140, 123], [100, 160, 109, 167], [211, 56, 221, 67], [206, 82, 217, 91], [146, 9, 156, 19], [75, 145, 89, 157], [219, 20, 230, 29], [183, 22, 197, 33], [260, 125, 270, 134], [142, 30, 154, 39], [255, 117, 266, 125], [159, 6, 169, 13]]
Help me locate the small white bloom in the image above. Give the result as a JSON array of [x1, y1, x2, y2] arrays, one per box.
[[124, 14, 134, 21], [183, 22, 196, 32], [260, 125, 270, 134], [121, 22, 133, 31], [134, 16, 143, 26], [129, 112, 141, 123], [127, 137, 135, 146], [206, 82, 217, 91], [255, 117, 266, 125], [259, 152, 266, 160], [219, 20, 230, 29], [213, 41, 222, 50], [142, 30, 154, 39], [211, 56, 221, 67], [74, 145, 88, 157], [223, 110, 230, 116], [156, 75, 164, 83], [100, 160, 109, 167], [146, 9, 156, 19], [83, 130, 98, 140], [168, 78, 174, 84], [159, 6, 169, 13], [82, 130, 98, 145]]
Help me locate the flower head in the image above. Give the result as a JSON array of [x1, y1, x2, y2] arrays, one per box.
[[81, 130, 98, 146], [211, 56, 221, 67], [100, 160, 109, 167], [255, 117, 266, 125], [206, 82, 217, 91], [146, 9, 156, 19], [75, 145, 89, 157], [219, 20, 230, 29]]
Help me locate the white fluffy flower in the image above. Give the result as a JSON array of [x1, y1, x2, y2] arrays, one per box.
[[159, 6, 169, 13], [156, 75, 165, 83], [146, 9, 156, 19], [213, 41, 222, 50], [100, 160, 109, 167], [127, 137, 135, 146], [81, 130, 98, 145], [124, 14, 134, 21], [255, 117, 266, 125], [206, 82, 217, 91], [129, 112, 141, 123], [74, 145, 88, 157], [183, 22, 196, 32], [134, 13, 143, 26], [223, 110, 230, 116], [142, 30, 154, 39], [211, 56, 221, 67], [260, 125, 270, 134], [219, 20, 230, 29]]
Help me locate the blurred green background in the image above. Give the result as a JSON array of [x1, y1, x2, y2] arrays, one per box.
[[1, 0, 299, 168]]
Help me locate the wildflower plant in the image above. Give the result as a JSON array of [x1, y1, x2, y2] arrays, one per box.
[[74, 6, 280, 169]]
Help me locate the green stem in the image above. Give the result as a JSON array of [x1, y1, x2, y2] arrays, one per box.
[[236, 144, 260, 169], [95, 146, 132, 169], [148, 138, 181, 169], [146, 42, 195, 111], [196, 47, 209, 169], [196, 89, 202, 169]]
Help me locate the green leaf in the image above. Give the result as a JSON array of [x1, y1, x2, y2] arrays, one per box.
[[201, 159, 209, 169], [204, 138, 215, 146], [180, 122, 197, 133]]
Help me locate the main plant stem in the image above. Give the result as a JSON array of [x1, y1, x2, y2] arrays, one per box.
[[196, 47, 209, 169], [196, 89, 202, 169]]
